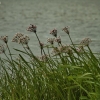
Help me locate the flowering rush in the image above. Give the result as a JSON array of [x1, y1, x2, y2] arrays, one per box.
[[80, 38, 91, 46], [12, 33, 30, 45], [50, 29, 57, 37], [62, 27, 69, 34], [0, 35, 8, 43], [18, 35, 30, 45], [12, 33, 24, 43], [47, 38, 55, 45], [55, 36, 61, 44], [27, 24, 37, 33]]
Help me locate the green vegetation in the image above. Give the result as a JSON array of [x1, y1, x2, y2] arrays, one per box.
[[0, 25, 100, 100]]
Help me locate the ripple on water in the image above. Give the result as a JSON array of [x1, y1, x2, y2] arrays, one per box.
[[0, 0, 100, 56]]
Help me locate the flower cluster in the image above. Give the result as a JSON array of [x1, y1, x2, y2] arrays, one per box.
[[62, 27, 69, 34], [27, 24, 37, 33], [47, 38, 55, 45], [12, 33, 30, 45], [80, 38, 91, 46], [59, 45, 72, 54], [47, 36, 61, 45], [0, 44, 6, 54], [50, 29, 57, 37], [51, 45, 72, 55], [55, 36, 61, 44], [19, 36, 30, 44], [0, 35, 8, 43], [12, 33, 24, 43]]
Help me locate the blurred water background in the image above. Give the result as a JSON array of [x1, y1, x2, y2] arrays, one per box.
[[0, 0, 100, 57]]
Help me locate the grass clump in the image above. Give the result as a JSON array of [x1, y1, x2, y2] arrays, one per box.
[[0, 24, 100, 100]]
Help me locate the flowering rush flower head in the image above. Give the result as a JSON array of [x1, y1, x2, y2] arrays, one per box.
[[50, 28, 57, 37], [18, 35, 30, 45], [59, 45, 72, 54], [80, 38, 91, 46], [62, 27, 69, 34], [0, 44, 6, 54], [55, 36, 61, 44], [0, 35, 8, 43], [12, 33, 24, 43], [12, 33, 30, 45], [47, 38, 55, 45], [27, 24, 37, 33]]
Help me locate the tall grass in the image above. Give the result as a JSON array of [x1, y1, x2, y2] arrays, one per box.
[[0, 25, 100, 100]]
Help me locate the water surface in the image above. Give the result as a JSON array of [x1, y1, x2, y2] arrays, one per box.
[[0, 0, 100, 56]]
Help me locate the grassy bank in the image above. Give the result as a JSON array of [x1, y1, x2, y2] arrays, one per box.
[[0, 25, 100, 100]]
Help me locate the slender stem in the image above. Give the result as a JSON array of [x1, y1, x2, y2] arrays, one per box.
[[22, 44, 31, 57], [34, 32, 46, 56], [4, 52, 14, 75], [26, 44, 34, 57], [87, 45, 98, 61], [47, 46, 51, 57], [24, 44, 43, 67], [4, 52, 10, 62], [6, 43, 15, 75], [68, 34, 75, 49], [6, 43, 13, 62], [35, 32, 41, 43]]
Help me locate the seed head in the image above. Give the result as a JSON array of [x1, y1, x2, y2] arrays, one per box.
[[62, 27, 69, 34], [55, 36, 61, 44], [27, 24, 37, 33], [59, 45, 72, 54], [80, 38, 91, 46], [0, 44, 6, 54], [0, 35, 8, 43], [18, 35, 30, 44], [47, 38, 55, 45], [12, 33, 24, 43], [50, 29, 57, 37]]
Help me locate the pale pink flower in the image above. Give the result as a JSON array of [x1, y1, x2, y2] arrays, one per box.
[[18, 35, 30, 44], [59, 45, 72, 54], [55, 36, 61, 44], [27, 24, 37, 33], [47, 38, 55, 45], [80, 38, 91, 46], [50, 29, 57, 37], [62, 27, 69, 34], [12, 33, 24, 43], [0, 35, 8, 43]]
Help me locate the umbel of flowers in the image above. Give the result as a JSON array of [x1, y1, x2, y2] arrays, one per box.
[[0, 24, 92, 62], [1, 24, 100, 100]]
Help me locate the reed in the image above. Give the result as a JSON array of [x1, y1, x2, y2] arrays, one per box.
[[0, 25, 100, 100]]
